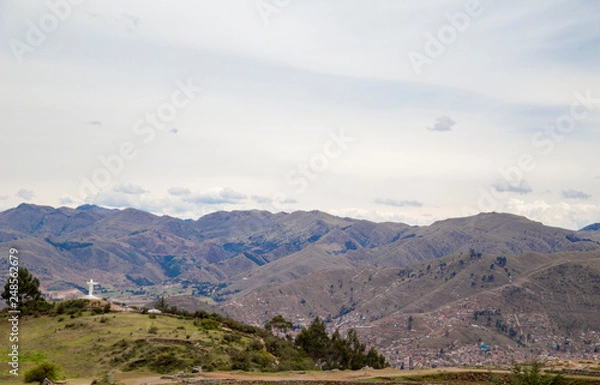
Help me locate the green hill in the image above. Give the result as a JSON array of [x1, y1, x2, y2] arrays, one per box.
[[0, 305, 314, 384]]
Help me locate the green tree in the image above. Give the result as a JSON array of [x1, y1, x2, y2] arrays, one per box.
[[265, 315, 294, 335], [2, 267, 49, 314], [295, 317, 330, 363], [324, 329, 347, 369], [345, 328, 367, 369], [153, 296, 168, 312], [295, 317, 388, 370]]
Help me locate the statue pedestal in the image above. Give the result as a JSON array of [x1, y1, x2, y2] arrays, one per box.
[[80, 294, 101, 300]]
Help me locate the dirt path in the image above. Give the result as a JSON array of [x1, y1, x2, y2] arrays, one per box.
[[202, 370, 381, 381], [114, 367, 490, 385], [115, 369, 404, 385]]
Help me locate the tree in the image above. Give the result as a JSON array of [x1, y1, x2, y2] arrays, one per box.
[[265, 315, 294, 335], [366, 346, 386, 369], [295, 317, 329, 362], [345, 328, 367, 369], [153, 296, 168, 312], [325, 329, 347, 369], [295, 317, 388, 370], [2, 267, 48, 314]]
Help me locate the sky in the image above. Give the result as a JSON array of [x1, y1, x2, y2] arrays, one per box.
[[1, 0, 599, 230]]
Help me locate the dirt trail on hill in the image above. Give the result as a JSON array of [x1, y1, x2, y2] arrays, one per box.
[[116, 368, 478, 385]]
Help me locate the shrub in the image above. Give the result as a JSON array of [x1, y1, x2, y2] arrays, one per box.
[[196, 318, 220, 330], [247, 339, 264, 351], [91, 307, 103, 315], [148, 351, 187, 374], [24, 362, 60, 383], [509, 360, 561, 385], [231, 351, 250, 371], [55, 299, 88, 315], [148, 326, 158, 334], [223, 334, 242, 344]]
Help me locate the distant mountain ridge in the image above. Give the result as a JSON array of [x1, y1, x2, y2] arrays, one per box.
[[581, 223, 600, 231], [0, 203, 598, 299]]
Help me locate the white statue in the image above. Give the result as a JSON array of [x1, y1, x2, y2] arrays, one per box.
[[87, 279, 96, 296], [79, 279, 101, 300]]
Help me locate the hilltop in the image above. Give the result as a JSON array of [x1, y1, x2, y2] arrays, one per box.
[[0, 302, 314, 384]]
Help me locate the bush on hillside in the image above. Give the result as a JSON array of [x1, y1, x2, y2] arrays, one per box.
[[24, 362, 60, 383]]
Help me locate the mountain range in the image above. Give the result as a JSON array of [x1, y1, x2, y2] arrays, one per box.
[[1, 203, 598, 296], [2, 203, 600, 367]]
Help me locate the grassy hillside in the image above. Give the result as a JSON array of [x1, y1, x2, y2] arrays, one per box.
[[0, 307, 313, 384]]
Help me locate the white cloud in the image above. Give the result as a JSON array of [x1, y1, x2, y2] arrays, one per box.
[[374, 198, 423, 208], [501, 198, 600, 230], [183, 187, 247, 205], [427, 116, 456, 132], [492, 180, 533, 195], [562, 189, 591, 200], [168, 187, 191, 196], [113, 183, 147, 195], [251, 194, 298, 205], [59, 196, 75, 205], [16, 189, 34, 201]]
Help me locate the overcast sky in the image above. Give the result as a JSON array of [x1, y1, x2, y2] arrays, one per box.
[[1, 0, 599, 229]]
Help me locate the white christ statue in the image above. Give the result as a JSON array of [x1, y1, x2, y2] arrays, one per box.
[[87, 279, 97, 296]]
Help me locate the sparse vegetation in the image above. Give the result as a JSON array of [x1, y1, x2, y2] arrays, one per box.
[[494, 361, 562, 385]]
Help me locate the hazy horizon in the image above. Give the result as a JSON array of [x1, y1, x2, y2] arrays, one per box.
[[3, 201, 598, 231]]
